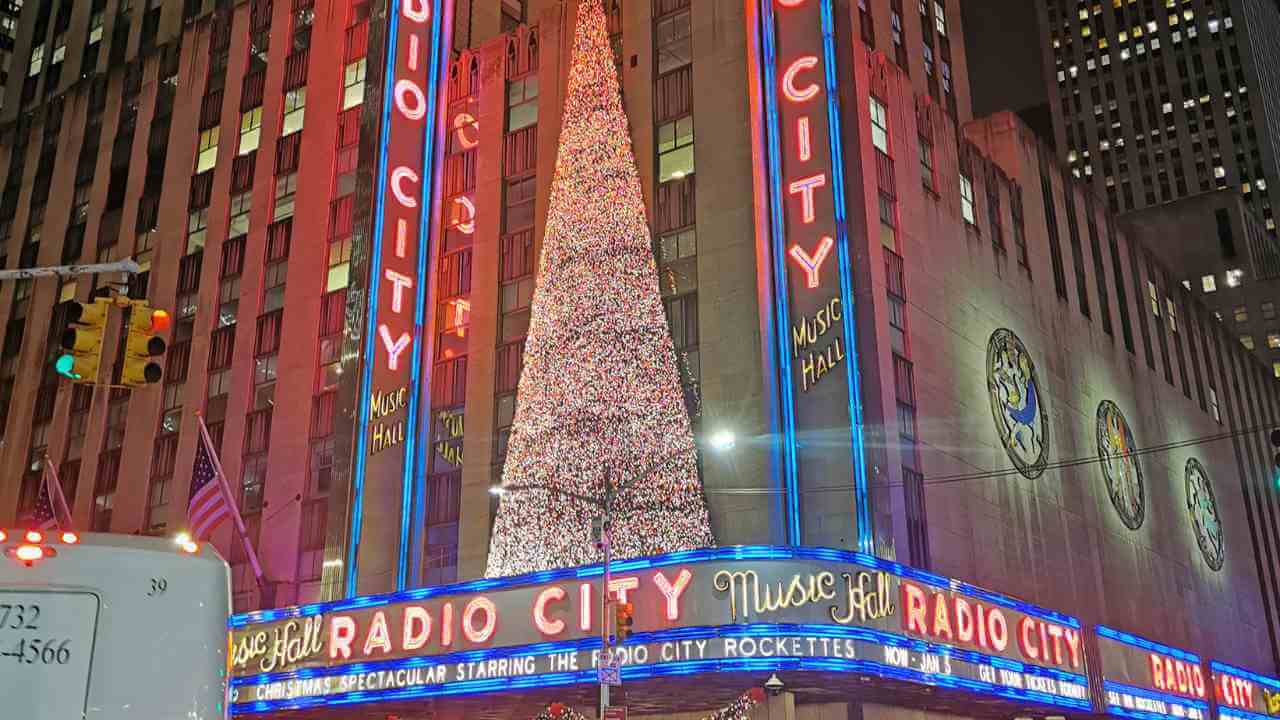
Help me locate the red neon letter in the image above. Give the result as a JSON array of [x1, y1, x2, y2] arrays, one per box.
[[987, 608, 1009, 651], [797, 117, 812, 162], [395, 79, 427, 121], [579, 583, 593, 631], [954, 597, 975, 643], [401, 0, 429, 23], [1064, 628, 1082, 668], [455, 113, 479, 149], [453, 196, 476, 234], [777, 0, 807, 6], [329, 615, 356, 659], [901, 581, 928, 635], [789, 173, 827, 223], [402, 606, 432, 651], [609, 577, 640, 605], [1151, 654, 1167, 690], [440, 602, 454, 646], [930, 592, 953, 640], [363, 611, 393, 655], [782, 56, 821, 103], [396, 218, 410, 258], [533, 587, 567, 636], [788, 236, 834, 288], [391, 167, 420, 208], [1018, 617, 1040, 661], [653, 569, 693, 621], [463, 597, 497, 643], [385, 270, 414, 313], [1046, 623, 1065, 665], [1192, 666, 1207, 698], [379, 325, 411, 370]]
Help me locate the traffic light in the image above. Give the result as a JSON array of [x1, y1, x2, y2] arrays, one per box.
[[121, 304, 169, 387], [56, 299, 110, 382], [614, 601, 634, 643]]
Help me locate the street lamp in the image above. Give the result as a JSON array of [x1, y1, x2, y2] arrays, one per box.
[[708, 429, 737, 452]]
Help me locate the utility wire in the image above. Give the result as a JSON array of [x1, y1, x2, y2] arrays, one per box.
[[704, 420, 1277, 495]]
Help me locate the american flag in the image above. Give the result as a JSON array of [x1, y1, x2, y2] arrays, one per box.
[[26, 465, 60, 530], [187, 430, 230, 539]]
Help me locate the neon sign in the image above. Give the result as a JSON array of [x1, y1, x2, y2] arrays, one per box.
[[748, 0, 871, 548], [227, 547, 1090, 713], [1211, 661, 1280, 720], [1097, 625, 1209, 720], [349, 0, 453, 594]]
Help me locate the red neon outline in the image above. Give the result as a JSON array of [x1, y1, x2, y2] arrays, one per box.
[[363, 610, 393, 655], [453, 196, 476, 234], [394, 79, 428, 121], [454, 112, 479, 149], [385, 269, 414, 313], [533, 587, 567, 636], [608, 577, 640, 605], [329, 615, 356, 659], [782, 56, 821, 103], [379, 325, 412, 370], [462, 597, 498, 644], [653, 568, 693, 621], [402, 606, 432, 651], [579, 583, 592, 631], [797, 117, 812, 161], [401, 0, 429, 23], [391, 166, 420, 208], [788, 173, 827, 223], [787, 236, 834, 288]]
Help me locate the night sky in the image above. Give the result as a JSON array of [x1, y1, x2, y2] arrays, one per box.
[[961, 0, 1048, 117]]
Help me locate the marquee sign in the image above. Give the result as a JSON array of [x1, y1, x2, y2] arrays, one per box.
[[1211, 661, 1280, 720], [226, 547, 1090, 714], [349, 0, 455, 593], [747, 0, 871, 548], [1096, 625, 1210, 720]]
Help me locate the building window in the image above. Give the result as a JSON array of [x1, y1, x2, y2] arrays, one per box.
[[28, 44, 43, 77], [228, 192, 251, 239], [196, 127, 219, 173], [1166, 298, 1177, 333], [342, 58, 366, 111], [89, 12, 105, 44], [282, 88, 306, 136], [655, 9, 692, 76], [933, 0, 946, 35], [187, 208, 208, 252], [959, 174, 975, 224], [263, 260, 287, 313], [1268, 334, 1280, 349], [1234, 305, 1248, 323], [1201, 274, 1216, 292], [1263, 301, 1276, 320], [273, 173, 297, 221], [239, 107, 262, 155], [919, 137, 935, 190], [327, 236, 351, 291], [1148, 281, 1161, 316], [657, 115, 695, 183], [870, 97, 889, 154], [1241, 335, 1254, 350], [1208, 386, 1220, 422], [1273, 362, 1280, 379], [507, 76, 538, 132]]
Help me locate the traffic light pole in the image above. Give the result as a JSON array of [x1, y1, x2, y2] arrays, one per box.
[[599, 504, 612, 715]]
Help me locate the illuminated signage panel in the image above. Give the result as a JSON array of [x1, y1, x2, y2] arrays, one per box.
[[349, 0, 453, 592], [1097, 625, 1210, 720], [1211, 661, 1280, 720], [227, 547, 1090, 714], [749, 0, 870, 546]]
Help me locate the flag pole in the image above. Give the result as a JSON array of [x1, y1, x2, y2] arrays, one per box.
[[195, 412, 267, 597], [42, 452, 73, 529]]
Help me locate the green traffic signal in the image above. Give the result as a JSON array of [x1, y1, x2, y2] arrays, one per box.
[[55, 353, 79, 379]]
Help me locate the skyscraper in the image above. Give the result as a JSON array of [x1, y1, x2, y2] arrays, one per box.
[[1034, 0, 1280, 225]]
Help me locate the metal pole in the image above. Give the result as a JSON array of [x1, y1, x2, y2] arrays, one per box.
[[0, 259, 142, 281], [599, 482, 612, 715]]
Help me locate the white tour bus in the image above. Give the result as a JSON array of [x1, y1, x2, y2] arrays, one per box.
[[1, 529, 231, 719]]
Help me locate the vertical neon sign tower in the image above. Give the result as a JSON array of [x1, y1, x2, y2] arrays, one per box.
[[745, 0, 872, 550], [484, 0, 715, 577], [347, 0, 454, 596]]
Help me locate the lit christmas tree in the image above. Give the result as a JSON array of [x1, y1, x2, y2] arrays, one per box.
[[485, 0, 714, 577]]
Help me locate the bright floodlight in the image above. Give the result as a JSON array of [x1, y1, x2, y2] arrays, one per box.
[[709, 430, 737, 452], [173, 531, 192, 546], [488, 486, 507, 496]]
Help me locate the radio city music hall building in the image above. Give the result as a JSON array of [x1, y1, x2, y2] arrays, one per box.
[[3, 0, 1280, 719]]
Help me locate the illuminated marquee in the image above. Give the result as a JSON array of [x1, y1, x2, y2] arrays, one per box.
[[748, 0, 870, 546], [227, 547, 1090, 715], [349, 0, 454, 592], [1097, 625, 1210, 720], [1211, 661, 1280, 720]]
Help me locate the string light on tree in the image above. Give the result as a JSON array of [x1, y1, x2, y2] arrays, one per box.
[[484, 0, 714, 578], [533, 703, 590, 720], [700, 688, 767, 720]]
